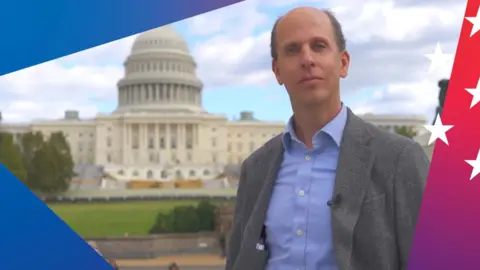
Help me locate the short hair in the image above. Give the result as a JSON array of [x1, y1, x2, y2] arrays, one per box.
[[270, 9, 346, 60]]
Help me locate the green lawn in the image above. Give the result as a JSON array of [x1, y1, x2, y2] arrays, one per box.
[[48, 200, 202, 237]]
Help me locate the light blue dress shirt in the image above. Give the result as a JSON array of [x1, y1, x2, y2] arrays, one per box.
[[265, 105, 347, 270]]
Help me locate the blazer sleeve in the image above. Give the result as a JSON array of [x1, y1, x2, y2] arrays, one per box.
[[225, 161, 248, 270], [393, 141, 430, 269]]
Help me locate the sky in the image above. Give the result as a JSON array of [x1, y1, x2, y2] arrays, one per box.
[[0, 0, 465, 123]]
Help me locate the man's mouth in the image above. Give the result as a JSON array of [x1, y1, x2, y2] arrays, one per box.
[[299, 76, 323, 84]]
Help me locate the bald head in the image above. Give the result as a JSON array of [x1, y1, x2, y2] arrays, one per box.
[[270, 7, 346, 60]]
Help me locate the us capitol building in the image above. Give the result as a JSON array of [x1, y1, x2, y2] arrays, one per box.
[[0, 25, 428, 183]]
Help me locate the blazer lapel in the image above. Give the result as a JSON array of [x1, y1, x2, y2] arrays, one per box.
[[331, 108, 375, 268], [245, 135, 284, 237]]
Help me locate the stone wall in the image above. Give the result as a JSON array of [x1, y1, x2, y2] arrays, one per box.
[[86, 202, 237, 259], [88, 232, 220, 259]]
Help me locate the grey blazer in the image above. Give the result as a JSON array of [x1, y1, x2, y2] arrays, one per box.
[[225, 108, 430, 270]]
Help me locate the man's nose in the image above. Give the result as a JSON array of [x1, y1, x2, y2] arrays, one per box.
[[299, 47, 315, 68]]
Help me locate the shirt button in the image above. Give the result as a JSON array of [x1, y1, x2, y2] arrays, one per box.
[[296, 229, 303, 236], [299, 190, 305, 196], [305, 155, 311, 161]]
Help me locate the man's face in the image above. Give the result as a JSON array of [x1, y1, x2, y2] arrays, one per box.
[[272, 9, 350, 107]]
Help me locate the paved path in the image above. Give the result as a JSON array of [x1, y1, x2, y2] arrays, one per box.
[[122, 267, 223, 270], [116, 254, 225, 270]]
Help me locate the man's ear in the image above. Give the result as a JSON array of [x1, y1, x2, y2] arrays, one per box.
[[339, 50, 350, 79], [272, 59, 283, 85]]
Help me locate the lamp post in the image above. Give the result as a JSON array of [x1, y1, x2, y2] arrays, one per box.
[[434, 79, 449, 124]]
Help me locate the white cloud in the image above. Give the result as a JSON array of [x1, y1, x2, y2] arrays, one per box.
[[0, 59, 122, 122], [331, 0, 465, 42], [0, 0, 467, 123], [186, 0, 270, 37], [352, 79, 439, 117], [193, 31, 273, 87], [190, 0, 463, 118]]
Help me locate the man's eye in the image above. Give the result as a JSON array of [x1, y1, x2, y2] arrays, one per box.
[[285, 45, 299, 53], [312, 43, 326, 50]]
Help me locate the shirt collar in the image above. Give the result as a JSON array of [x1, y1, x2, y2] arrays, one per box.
[[282, 103, 348, 150]]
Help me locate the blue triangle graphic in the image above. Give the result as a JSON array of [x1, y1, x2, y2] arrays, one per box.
[[0, 164, 115, 269], [0, 0, 245, 76]]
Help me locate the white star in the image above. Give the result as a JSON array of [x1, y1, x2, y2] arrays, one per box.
[[465, 6, 480, 37], [423, 114, 454, 145], [466, 77, 480, 109], [424, 42, 453, 72], [465, 149, 480, 180]]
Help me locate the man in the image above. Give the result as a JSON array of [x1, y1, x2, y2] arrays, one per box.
[[225, 7, 429, 270], [168, 262, 180, 270]]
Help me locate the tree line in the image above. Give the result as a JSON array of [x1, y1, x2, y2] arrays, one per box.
[[0, 131, 75, 194], [149, 200, 217, 234]]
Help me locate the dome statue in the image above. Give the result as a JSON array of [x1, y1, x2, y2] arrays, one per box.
[[115, 25, 204, 113]]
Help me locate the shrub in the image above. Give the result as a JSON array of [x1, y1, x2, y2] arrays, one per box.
[[149, 200, 217, 234]]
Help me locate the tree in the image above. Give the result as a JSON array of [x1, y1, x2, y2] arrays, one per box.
[[172, 206, 200, 233], [148, 201, 218, 234], [196, 200, 216, 231], [20, 132, 44, 163], [394, 126, 418, 139], [149, 212, 175, 234], [20, 132, 75, 195], [20, 132, 44, 189], [47, 132, 75, 191], [0, 132, 27, 184], [29, 141, 60, 194]]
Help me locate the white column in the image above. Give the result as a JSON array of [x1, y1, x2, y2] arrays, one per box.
[[179, 124, 185, 149], [122, 124, 127, 164], [166, 124, 171, 155]]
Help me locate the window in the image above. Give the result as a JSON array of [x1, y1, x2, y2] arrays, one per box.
[[148, 137, 154, 149], [211, 138, 217, 147], [159, 137, 165, 149]]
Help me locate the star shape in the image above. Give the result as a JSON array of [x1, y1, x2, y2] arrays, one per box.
[[465, 149, 480, 180], [465, 77, 480, 109], [465, 6, 480, 37], [424, 42, 453, 72], [423, 114, 454, 145]]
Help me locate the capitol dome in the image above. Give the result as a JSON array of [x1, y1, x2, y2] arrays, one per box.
[[116, 25, 204, 113], [131, 25, 190, 55]]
